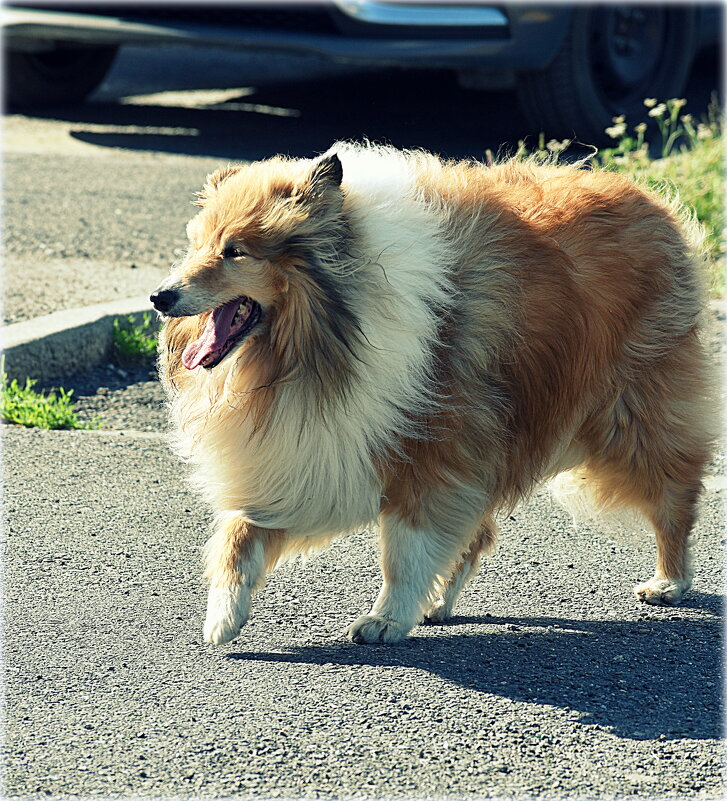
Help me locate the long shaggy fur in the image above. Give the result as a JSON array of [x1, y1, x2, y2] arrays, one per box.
[[155, 142, 714, 645]]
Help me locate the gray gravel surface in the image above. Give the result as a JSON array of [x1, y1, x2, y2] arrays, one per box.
[[3, 153, 217, 324], [3, 426, 724, 800]]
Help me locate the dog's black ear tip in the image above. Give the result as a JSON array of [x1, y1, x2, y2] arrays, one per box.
[[312, 152, 343, 189]]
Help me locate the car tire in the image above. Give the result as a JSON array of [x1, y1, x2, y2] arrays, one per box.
[[5, 44, 119, 108], [516, 5, 697, 146]]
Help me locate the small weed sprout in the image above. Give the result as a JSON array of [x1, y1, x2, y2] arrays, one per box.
[[603, 95, 722, 162], [113, 313, 158, 365], [512, 135, 571, 164]]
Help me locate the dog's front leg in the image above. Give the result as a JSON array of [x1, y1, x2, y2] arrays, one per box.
[[347, 513, 456, 644], [202, 514, 282, 645]]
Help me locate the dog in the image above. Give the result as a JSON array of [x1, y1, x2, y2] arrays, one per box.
[[151, 142, 713, 646]]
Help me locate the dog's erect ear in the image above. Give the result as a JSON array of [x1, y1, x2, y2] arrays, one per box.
[[310, 153, 343, 191], [194, 164, 242, 207], [299, 153, 343, 216]]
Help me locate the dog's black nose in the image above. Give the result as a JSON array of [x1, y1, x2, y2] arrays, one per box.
[[150, 289, 178, 313]]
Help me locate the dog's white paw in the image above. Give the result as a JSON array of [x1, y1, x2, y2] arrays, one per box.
[[423, 599, 452, 624], [634, 577, 690, 606], [346, 614, 410, 644], [203, 585, 249, 645]]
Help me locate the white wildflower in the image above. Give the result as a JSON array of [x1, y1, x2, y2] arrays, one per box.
[[546, 139, 569, 153], [605, 123, 627, 139]]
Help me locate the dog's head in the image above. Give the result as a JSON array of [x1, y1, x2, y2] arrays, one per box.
[[152, 152, 347, 372]]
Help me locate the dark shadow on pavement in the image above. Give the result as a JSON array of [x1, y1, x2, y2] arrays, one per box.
[[57, 69, 533, 161], [16, 47, 722, 162], [228, 598, 722, 742]]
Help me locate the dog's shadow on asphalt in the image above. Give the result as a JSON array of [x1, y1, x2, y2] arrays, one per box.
[[228, 592, 722, 742]]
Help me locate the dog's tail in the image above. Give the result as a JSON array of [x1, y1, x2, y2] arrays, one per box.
[[548, 468, 648, 539]]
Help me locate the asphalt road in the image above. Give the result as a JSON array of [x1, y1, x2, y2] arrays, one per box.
[[3, 43, 725, 801], [3, 427, 724, 799]]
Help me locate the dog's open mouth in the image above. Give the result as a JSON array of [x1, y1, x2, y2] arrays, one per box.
[[182, 296, 262, 370]]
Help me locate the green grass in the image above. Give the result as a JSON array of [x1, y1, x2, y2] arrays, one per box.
[[516, 97, 724, 296], [631, 136, 723, 295], [596, 98, 724, 296], [2, 313, 158, 431], [113, 312, 158, 365], [1, 371, 99, 430]]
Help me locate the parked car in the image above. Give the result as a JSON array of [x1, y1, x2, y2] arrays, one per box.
[[3, 2, 722, 144]]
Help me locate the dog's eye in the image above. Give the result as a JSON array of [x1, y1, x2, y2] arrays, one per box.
[[223, 244, 247, 259]]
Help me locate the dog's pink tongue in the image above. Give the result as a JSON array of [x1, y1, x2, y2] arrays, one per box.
[[182, 299, 240, 370]]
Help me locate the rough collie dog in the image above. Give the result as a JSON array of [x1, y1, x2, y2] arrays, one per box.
[[151, 142, 712, 646]]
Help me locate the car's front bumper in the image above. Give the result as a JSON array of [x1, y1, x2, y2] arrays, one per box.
[[3, 3, 571, 71]]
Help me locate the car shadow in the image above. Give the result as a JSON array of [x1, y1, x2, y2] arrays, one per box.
[[19, 68, 561, 161], [14, 47, 722, 162], [227, 594, 722, 742]]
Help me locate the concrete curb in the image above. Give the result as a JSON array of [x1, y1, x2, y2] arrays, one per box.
[[1, 296, 157, 383]]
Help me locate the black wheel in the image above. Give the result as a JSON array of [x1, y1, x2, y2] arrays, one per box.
[[517, 6, 697, 146], [5, 44, 118, 108]]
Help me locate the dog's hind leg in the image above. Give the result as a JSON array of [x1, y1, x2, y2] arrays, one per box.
[[203, 513, 283, 645], [583, 453, 704, 605], [633, 479, 702, 605], [582, 426, 708, 606], [424, 516, 497, 624], [580, 331, 713, 605]]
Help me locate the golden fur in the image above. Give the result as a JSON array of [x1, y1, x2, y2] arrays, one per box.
[[153, 143, 713, 645]]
